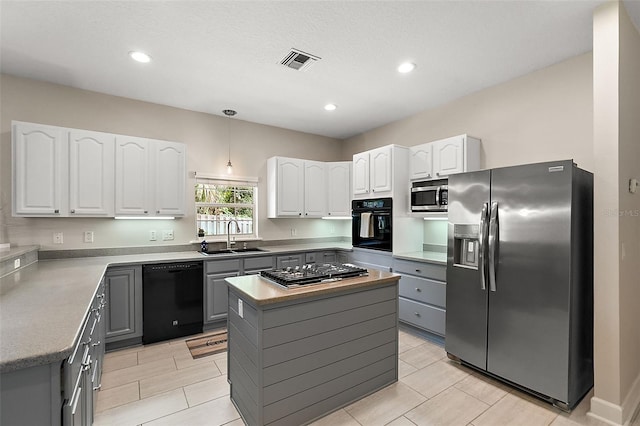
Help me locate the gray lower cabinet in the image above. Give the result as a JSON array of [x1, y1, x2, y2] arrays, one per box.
[[104, 266, 142, 346], [349, 248, 393, 272], [205, 259, 241, 324], [393, 258, 446, 336], [205, 272, 237, 322], [1, 281, 106, 426], [227, 282, 398, 425]]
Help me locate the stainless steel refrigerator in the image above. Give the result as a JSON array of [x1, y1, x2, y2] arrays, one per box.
[[445, 159, 593, 410]]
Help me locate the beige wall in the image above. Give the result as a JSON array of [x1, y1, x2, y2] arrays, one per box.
[[592, 2, 640, 424], [342, 52, 594, 173], [342, 52, 594, 249], [0, 74, 350, 250]]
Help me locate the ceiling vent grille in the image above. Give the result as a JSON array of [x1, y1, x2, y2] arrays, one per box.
[[279, 48, 320, 71]]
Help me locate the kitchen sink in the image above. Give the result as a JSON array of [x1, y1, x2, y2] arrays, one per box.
[[201, 247, 267, 256]]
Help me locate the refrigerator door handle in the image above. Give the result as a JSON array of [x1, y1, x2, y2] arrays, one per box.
[[488, 201, 499, 292], [478, 203, 489, 291]]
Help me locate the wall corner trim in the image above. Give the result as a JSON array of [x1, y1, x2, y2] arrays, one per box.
[[589, 372, 640, 426]]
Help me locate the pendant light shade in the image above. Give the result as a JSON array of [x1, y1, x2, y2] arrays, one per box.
[[223, 109, 237, 174]]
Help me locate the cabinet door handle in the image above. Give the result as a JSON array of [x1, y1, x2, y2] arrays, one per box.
[[305, 213, 308, 216], [144, 210, 148, 214], [436, 172, 440, 176], [415, 269, 421, 273], [70, 209, 75, 213], [414, 312, 421, 317], [298, 213, 302, 216], [157, 210, 160, 214], [415, 288, 422, 292], [54, 209, 59, 214]]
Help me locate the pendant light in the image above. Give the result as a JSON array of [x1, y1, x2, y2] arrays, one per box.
[[223, 109, 237, 174]]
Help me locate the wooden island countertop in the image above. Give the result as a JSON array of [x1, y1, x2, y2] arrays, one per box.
[[225, 268, 400, 306]]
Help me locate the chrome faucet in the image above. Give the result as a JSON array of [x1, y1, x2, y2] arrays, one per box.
[[226, 220, 241, 250]]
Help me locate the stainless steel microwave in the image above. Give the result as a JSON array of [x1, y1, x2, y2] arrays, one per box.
[[411, 179, 448, 212]]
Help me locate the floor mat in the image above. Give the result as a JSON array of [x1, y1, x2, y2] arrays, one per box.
[[185, 329, 228, 359]]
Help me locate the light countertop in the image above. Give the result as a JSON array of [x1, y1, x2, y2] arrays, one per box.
[[226, 269, 400, 306], [393, 251, 447, 265], [0, 242, 352, 373]]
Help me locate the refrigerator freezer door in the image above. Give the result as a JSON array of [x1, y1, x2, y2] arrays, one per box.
[[446, 170, 490, 370], [486, 160, 573, 402]]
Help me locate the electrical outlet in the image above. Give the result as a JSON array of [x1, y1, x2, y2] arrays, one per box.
[[149, 230, 157, 241], [14, 258, 21, 269], [53, 232, 63, 244], [84, 231, 94, 243], [290, 228, 297, 236], [162, 230, 174, 241]]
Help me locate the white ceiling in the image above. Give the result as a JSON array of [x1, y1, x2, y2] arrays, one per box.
[[1, 1, 639, 140]]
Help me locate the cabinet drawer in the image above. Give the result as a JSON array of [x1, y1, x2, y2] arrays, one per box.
[[305, 252, 317, 264], [398, 275, 446, 308], [399, 298, 445, 336], [392, 258, 446, 281], [276, 254, 303, 269], [243, 256, 273, 271], [206, 259, 241, 274]]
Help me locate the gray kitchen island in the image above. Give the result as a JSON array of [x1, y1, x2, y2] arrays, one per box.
[[225, 269, 400, 426]]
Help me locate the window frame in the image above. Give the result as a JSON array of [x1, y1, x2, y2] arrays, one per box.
[[194, 174, 259, 240]]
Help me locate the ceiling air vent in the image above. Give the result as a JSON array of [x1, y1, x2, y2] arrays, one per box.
[[279, 48, 320, 71]]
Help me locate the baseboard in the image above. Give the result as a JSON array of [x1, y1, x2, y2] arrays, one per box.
[[589, 372, 640, 426]]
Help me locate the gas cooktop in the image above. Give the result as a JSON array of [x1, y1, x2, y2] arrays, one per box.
[[260, 263, 368, 288]]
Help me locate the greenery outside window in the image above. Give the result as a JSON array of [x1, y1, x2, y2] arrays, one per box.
[[195, 175, 258, 239]]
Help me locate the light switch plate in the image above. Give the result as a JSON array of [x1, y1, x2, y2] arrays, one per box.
[[149, 230, 157, 241], [162, 230, 174, 241]]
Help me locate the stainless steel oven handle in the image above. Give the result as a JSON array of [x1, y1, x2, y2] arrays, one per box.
[[478, 203, 489, 291], [488, 201, 499, 292]]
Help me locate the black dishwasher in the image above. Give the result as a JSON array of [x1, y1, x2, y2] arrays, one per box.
[[142, 262, 203, 344]]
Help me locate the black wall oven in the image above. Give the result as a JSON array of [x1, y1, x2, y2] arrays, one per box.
[[352, 198, 392, 252]]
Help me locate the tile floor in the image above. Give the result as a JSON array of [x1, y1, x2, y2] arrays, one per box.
[[94, 329, 637, 426]]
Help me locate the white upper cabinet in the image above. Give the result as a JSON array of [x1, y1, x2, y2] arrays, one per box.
[[115, 136, 150, 216], [68, 129, 115, 216], [115, 136, 186, 217], [353, 152, 370, 196], [326, 162, 352, 217], [267, 157, 304, 217], [352, 145, 407, 199], [154, 141, 186, 216], [432, 136, 464, 177], [369, 146, 393, 194], [12, 121, 186, 218], [12, 121, 66, 216], [410, 134, 481, 180], [409, 143, 433, 180], [267, 157, 351, 218], [303, 160, 327, 218]]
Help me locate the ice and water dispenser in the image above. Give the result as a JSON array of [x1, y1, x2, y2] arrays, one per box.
[[453, 224, 480, 269]]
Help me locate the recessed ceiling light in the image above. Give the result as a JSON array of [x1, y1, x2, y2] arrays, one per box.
[[324, 104, 337, 111], [129, 51, 151, 63], [397, 62, 416, 73]]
